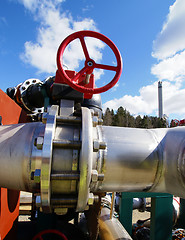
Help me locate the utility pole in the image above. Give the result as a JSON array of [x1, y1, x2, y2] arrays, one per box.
[[158, 81, 163, 119]]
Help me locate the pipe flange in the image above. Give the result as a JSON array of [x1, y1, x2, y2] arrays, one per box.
[[19, 78, 44, 113], [40, 105, 59, 212], [76, 107, 93, 212]]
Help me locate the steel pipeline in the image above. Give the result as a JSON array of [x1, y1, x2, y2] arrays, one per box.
[[0, 107, 185, 211]]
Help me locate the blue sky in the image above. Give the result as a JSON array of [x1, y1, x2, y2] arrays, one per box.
[[1, 0, 185, 120]]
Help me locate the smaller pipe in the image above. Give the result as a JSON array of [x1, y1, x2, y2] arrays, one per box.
[[110, 192, 115, 219], [99, 207, 132, 240]]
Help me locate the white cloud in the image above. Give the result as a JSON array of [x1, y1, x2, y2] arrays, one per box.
[[19, 0, 64, 14], [151, 50, 185, 82], [19, 0, 105, 77], [103, 82, 158, 115], [103, 0, 185, 119], [103, 80, 185, 118], [152, 0, 185, 84], [151, 0, 185, 118], [152, 0, 185, 60]]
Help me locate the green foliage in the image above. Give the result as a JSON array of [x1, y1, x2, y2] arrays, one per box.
[[103, 107, 167, 128]]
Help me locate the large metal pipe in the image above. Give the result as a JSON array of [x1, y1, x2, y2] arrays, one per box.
[[98, 126, 185, 198], [1, 107, 185, 211], [0, 122, 42, 192]]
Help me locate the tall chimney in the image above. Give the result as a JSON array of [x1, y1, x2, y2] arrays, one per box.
[[158, 81, 163, 118]]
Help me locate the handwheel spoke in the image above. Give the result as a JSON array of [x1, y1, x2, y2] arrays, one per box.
[[95, 63, 118, 71], [72, 66, 89, 83], [79, 36, 90, 60]]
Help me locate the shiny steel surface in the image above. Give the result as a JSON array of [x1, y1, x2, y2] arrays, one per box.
[[2, 106, 185, 211], [97, 126, 185, 199], [51, 124, 79, 194], [40, 105, 58, 212], [151, 127, 185, 198], [98, 126, 165, 192], [99, 207, 132, 240], [0, 122, 41, 191], [76, 107, 93, 212]]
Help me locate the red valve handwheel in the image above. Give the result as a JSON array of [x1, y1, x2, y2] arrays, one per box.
[[57, 30, 122, 94], [32, 229, 68, 240]]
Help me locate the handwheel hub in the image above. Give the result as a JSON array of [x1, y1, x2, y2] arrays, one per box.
[[87, 60, 94, 67]]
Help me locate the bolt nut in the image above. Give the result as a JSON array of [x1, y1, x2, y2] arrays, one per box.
[[93, 140, 100, 152], [31, 171, 34, 180], [42, 112, 48, 123], [88, 193, 95, 205], [54, 208, 68, 215], [90, 109, 94, 116], [98, 119, 103, 125], [34, 169, 41, 183], [38, 113, 43, 122], [93, 140, 106, 152], [99, 141, 107, 150], [84, 205, 89, 211], [94, 111, 99, 117], [98, 173, 104, 181], [91, 170, 98, 182], [93, 116, 98, 127], [36, 136, 44, 150], [94, 195, 100, 203]]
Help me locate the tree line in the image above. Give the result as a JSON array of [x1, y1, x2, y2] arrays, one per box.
[[103, 107, 167, 128]]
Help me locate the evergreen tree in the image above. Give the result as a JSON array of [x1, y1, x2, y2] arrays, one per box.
[[116, 107, 126, 127], [135, 115, 142, 128], [128, 114, 135, 128], [103, 108, 113, 126], [103, 106, 167, 129]]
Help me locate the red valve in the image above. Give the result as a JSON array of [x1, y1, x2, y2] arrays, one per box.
[[56, 30, 122, 95], [32, 229, 68, 240]]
